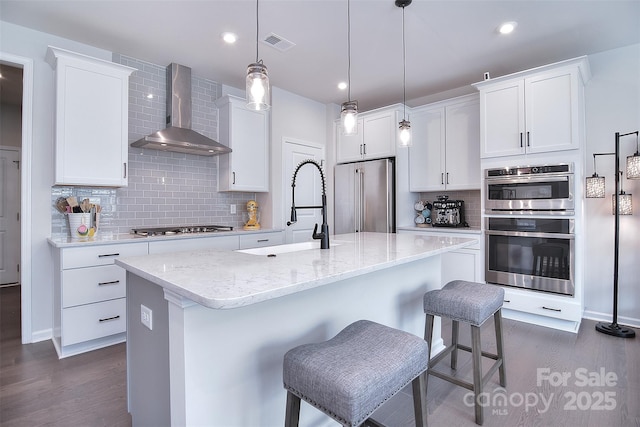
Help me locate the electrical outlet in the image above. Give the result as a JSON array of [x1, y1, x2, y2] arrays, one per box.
[[141, 304, 153, 330], [230, 204, 236, 214]]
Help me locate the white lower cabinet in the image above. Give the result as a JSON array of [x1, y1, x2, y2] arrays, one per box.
[[148, 235, 240, 254], [53, 242, 148, 358], [397, 228, 482, 283]]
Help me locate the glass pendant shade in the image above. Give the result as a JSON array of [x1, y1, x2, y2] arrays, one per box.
[[612, 192, 633, 215], [399, 119, 412, 147], [627, 153, 640, 179], [586, 174, 606, 198], [246, 62, 270, 111], [341, 101, 358, 135]]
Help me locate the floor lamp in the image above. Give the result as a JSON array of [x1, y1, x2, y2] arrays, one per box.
[[586, 131, 639, 338]]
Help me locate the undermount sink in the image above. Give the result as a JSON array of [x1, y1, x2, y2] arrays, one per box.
[[237, 240, 343, 256]]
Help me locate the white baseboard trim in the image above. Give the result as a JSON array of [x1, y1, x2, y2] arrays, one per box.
[[30, 328, 52, 343], [582, 310, 640, 329]]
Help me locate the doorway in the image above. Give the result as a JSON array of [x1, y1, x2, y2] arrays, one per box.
[[283, 139, 325, 244], [0, 64, 23, 342], [1, 53, 33, 344]]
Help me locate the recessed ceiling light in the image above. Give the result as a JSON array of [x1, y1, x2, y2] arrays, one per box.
[[338, 82, 348, 90], [222, 32, 237, 44], [498, 21, 518, 35]]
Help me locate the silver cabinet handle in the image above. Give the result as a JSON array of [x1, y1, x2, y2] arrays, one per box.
[[99, 315, 121, 322], [123, 162, 127, 178], [257, 239, 269, 243], [446, 172, 449, 185], [527, 131, 530, 147], [441, 173, 444, 185], [542, 306, 561, 312], [520, 132, 523, 148], [232, 172, 236, 184]]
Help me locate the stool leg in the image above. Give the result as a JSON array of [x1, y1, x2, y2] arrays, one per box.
[[423, 314, 435, 395], [285, 391, 301, 427], [494, 310, 506, 387], [450, 320, 459, 370], [411, 371, 429, 427], [471, 325, 483, 425]]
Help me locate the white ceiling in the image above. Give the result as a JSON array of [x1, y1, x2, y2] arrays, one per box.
[[1, 0, 639, 111]]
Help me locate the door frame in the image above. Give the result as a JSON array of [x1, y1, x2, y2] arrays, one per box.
[[1, 52, 34, 344]]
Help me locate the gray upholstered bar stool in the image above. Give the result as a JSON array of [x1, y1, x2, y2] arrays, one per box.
[[423, 280, 506, 425], [283, 320, 429, 427]]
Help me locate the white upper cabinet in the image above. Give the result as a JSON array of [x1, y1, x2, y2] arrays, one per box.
[[215, 95, 269, 192], [409, 94, 480, 192], [47, 46, 136, 187], [474, 56, 590, 159], [336, 105, 402, 163]]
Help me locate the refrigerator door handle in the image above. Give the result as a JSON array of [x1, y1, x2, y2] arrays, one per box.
[[359, 169, 365, 232]]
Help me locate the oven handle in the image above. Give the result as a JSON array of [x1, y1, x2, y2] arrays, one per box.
[[485, 230, 574, 239], [486, 175, 570, 185]]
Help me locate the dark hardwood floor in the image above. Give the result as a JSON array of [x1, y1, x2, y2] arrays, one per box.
[[0, 286, 131, 427], [1, 284, 638, 426]]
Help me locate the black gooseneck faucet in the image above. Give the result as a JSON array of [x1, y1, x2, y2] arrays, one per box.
[[286, 159, 330, 249]]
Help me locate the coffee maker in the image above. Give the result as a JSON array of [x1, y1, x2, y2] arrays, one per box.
[[432, 195, 466, 227]]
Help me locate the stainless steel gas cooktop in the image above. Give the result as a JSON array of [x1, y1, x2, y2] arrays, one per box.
[[131, 225, 234, 237]]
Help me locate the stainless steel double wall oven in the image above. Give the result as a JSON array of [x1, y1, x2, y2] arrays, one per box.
[[484, 164, 575, 296]]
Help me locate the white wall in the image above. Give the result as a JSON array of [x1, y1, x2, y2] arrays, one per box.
[[0, 21, 112, 340], [262, 87, 329, 235], [583, 43, 640, 326]]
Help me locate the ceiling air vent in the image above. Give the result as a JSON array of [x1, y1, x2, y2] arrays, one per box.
[[261, 33, 295, 52]]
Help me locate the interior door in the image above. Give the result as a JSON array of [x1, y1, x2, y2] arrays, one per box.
[[0, 148, 20, 285], [283, 140, 324, 243]]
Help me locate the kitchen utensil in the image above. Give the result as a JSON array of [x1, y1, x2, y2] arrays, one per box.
[[55, 197, 69, 213], [81, 198, 90, 213]]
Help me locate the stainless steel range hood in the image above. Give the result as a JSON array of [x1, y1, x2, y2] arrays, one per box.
[[131, 63, 231, 156]]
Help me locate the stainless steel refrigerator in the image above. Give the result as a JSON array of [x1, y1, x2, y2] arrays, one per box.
[[334, 158, 395, 234]]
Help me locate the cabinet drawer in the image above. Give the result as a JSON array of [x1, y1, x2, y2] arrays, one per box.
[[61, 242, 148, 269], [62, 298, 126, 346], [502, 288, 581, 322], [238, 232, 284, 249], [148, 235, 239, 254], [62, 265, 126, 308]]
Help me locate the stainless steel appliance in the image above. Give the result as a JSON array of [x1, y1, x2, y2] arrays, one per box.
[[131, 63, 232, 156], [131, 225, 233, 237], [485, 163, 574, 214], [432, 196, 466, 227], [485, 217, 575, 295], [334, 158, 395, 234]]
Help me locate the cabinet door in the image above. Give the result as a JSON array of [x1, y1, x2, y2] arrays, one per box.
[[525, 71, 579, 153], [336, 118, 364, 163], [363, 111, 396, 159], [479, 80, 525, 158], [409, 107, 445, 192], [230, 103, 269, 191], [217, 96, 269, 192], [444, 98, 480, 190], [52, 52, 133, 186], [442, 249, 479, 284]]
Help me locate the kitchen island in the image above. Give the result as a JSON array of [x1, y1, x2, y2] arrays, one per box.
[[115, 232, 477, 426]]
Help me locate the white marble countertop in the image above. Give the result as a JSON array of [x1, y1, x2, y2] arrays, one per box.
[[115, 232, 477, 310], [47, 228, 283, 248]]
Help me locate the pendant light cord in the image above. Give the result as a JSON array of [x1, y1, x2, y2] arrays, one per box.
[[255, 0, 260, 63], [402, 4, 406, 119], [347, 0, 352, 102]]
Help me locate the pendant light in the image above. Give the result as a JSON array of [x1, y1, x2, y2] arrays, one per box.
[[246, 0, 270, 111], [396, 0, 412, 147], [341, 0, 358, 135]]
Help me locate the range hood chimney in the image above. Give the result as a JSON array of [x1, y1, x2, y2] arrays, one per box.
[[131, 63, 231, 156]]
